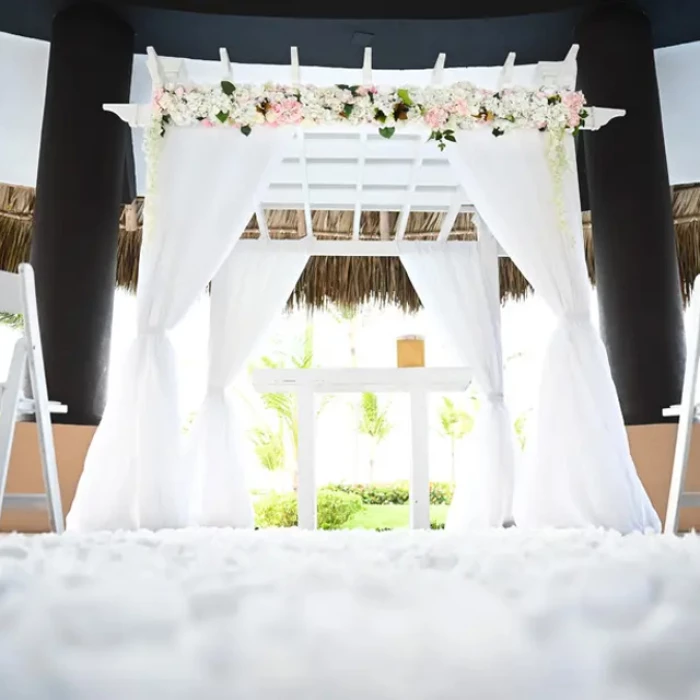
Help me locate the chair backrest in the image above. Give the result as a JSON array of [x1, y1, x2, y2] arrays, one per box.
[[0, 270, 24, 315], [17, 264, 46, 371]]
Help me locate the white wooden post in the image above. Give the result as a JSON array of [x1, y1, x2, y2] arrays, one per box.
[[409, 387, 431, 529], [664, 277, 700, 533], [297, 387, 317, 529]]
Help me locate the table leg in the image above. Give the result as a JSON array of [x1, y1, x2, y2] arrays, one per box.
[[296, 388, 317, 530], [409, 388, 431, 530]]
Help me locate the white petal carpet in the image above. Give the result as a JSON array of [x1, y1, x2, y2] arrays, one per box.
[[1, 528, 699, 700]]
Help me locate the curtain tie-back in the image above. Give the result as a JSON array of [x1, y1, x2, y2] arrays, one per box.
[[486, 392, 505, 403], [562, 311, 591, 324], [139, 327, 166, 337]]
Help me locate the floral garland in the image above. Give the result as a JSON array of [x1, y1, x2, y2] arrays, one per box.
[[152, 81, 588, 149], [145, 81, 588, 246]]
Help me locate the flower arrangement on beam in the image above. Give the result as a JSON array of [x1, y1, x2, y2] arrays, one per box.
[[151, 81, 588, 150]]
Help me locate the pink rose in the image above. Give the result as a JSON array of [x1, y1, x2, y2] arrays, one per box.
[[201, 119, 214, 128], [153, 87, 165, 109], [450, 98, 470, 117], [424, 106, 448, 130], [267, 98, 304, 126], [562, 92, 585, 127], [175, 86, 185, 97], [357, 86, 378, 96]]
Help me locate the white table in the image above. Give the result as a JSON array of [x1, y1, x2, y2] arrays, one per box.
[[251, 367, 472, 530]]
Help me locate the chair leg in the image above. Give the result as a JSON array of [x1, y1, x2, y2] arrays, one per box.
[[0, 341, 27, 522], [27, 350, 64, 534]]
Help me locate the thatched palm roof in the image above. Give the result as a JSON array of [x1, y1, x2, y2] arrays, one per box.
[[2, 182, 700, 311]]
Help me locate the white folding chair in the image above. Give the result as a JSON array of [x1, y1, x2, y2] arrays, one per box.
[[662, 274, 700, 534], [0, 263, 66, 533]]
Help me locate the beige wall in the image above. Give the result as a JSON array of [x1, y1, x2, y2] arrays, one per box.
[[628, 423, 700, 532], [1, 422, 698, 533], [0, 423, 95, 533]]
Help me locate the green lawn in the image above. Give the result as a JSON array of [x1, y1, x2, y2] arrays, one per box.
[[342, 504, 449, 530]]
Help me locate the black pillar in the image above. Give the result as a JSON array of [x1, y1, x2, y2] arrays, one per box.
[[577, 1, 685, 425], [31, 3, 134, 425]]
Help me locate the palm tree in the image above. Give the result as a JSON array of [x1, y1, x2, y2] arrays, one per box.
[[438, 396, 475, 483], [358, 391, 392, 482], [249, 425, 286, 471], [254, 321, 331, 488]]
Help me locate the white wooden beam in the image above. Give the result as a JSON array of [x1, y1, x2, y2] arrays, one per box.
[[146, 46, 164, 87], [351, 48, 372, 239], [432, 53, 446, 85], [437, 190, 463, 242], [255, 205, 270, 239], [251, 367, 473, 394], [234, 238, 500, 257], [410, 387, 431, 530], [290, 47, 313, 238], [362, 46, 373, 85], [146, 46, 187, 88], [219, 48, 233, 80], [559, 44, 579, 90], [394, 135, 423, 240], [103, 103, 151, 127], [536, 44, 578, 90], [290, 45, 301, 85], [379, 211, 392, 241], [498, 52, 516, 91], [583, 107, 626, 130]]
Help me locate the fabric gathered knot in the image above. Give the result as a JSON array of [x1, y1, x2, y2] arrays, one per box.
[[139, 327, 166, 337], [562, 311, 590, 324]]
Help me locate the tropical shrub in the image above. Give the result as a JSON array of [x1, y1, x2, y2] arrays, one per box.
[[254, 489, 364, 530], [325, 481, 454, 506]]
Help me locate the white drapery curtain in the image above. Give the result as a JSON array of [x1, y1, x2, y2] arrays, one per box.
[[400, 233, 516, 529], [67, 127, 292, 532], [187, 243, 309, 527], [447, 130, 660, 533]]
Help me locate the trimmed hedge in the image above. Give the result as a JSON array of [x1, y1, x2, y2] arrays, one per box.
[[255, 489, 364, 530], [325, 481, 454, 506]]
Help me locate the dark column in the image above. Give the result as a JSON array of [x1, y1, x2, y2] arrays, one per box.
[[31, 3, 134, 425], [577, 1, 685, 425]]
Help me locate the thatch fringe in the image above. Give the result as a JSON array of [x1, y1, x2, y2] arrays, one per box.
[[2, 181, 700, 310]]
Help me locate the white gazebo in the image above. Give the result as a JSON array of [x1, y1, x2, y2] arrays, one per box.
[[65, 45, 660, 536]]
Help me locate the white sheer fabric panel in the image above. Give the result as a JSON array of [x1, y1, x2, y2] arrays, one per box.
[[188, 244, 309, 527], [67, 127, 292, 532], [447, 130, 660, 533], [400, 235, 516, 528]]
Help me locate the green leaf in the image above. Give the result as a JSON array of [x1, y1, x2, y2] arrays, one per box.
[[221, 80, 236, 95], [397, 88, 413, 106], [162, 114, 171, 124], [492, 127, 505, 137], [374, 108, 387, 124], [378, 126, 396, 139], [444, 132, 457, 143], [240, 125, 252, 136], [216, 110, 229, 123], [547, 94, 562, 105], [337, 84, 351, 91], [342, 103, 354, 118]]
